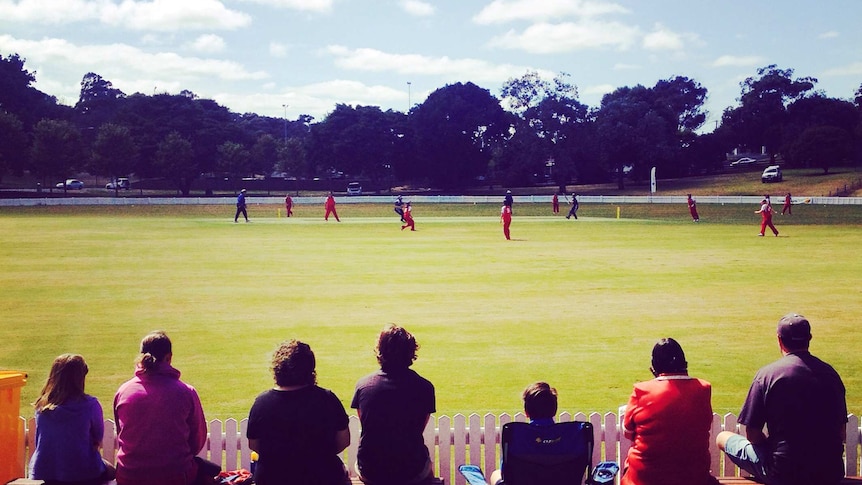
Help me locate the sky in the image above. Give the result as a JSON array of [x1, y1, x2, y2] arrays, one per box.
[[2, 0, 861, 131]]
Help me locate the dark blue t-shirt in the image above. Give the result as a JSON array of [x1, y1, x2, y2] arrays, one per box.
[[351, 368, 435, 485]]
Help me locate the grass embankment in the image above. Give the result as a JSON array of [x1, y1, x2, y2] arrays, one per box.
[[1, 205, 860, 422]]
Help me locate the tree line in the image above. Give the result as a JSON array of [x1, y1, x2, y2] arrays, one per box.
[[1, 53, 861, 195]]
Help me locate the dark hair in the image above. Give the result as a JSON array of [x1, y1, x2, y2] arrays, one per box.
[[523, 382, 557, 419], [34, 354, 88, 412], [651, 338, 688, 375], [137, 330, 172, 372], [376, 324, 419, 372], [271, 340, 317, 387]]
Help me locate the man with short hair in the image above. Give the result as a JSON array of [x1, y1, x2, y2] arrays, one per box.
[[716, 313, 847, 485]]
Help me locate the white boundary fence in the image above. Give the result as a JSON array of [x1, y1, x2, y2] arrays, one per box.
[[2, 195, 862, 207], [15, 412, 862, 484]]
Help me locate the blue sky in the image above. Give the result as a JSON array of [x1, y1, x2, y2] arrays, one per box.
[[2, 0, 860, 131]]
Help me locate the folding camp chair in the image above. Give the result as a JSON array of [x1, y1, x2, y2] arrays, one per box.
[[459, 421, 618, 485]]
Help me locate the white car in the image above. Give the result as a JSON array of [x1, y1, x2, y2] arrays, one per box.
[[56, 179, 84, 189], [730, 157, 758, 167], [106, 178, 130, 190], [347, 182, 362, 195], [761, 165, 782, 183]]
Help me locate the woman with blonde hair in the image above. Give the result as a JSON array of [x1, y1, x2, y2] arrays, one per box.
[[29, 354, 115, 485]]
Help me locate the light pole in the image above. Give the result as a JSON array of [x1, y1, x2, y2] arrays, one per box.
[[407, 82, 411, 112], [282, 104, 289, 143]]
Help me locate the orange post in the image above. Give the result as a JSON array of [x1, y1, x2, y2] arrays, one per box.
[[0, 371, 27, 483]]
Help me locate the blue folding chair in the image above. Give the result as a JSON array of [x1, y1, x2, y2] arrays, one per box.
[[459, 421, 618, 485]]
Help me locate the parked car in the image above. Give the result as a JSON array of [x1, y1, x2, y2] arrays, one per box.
[[761, 165, 783, 183], [106, 178, 130, 190], [55, 179, 84, 190], [730, 157, 758, 167], [347, 182, 362, 195]]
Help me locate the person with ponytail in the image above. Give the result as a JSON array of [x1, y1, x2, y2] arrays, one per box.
[[113, 331, 207, 485], [29, 354, 115, 484]]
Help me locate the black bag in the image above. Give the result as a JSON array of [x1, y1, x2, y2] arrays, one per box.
[[194, 456, 223, 485]]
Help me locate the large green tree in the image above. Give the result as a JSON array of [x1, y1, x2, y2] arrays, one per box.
[[30, 119, 84, 190], [721, 65, 817, 160], [411, 82, 509, 189], [499, 71, 593, 187], [91, 123, 138, 194], [0, 110, 27, 180]]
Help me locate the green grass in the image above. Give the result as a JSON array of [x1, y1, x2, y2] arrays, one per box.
[[1, 203, 860, 423]]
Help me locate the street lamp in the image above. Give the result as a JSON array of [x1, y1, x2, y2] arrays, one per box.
[[407, 82, 411, 112], [282, 104, 289, 143]]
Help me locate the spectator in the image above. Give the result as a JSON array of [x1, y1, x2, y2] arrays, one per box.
[[29, 354, 115, 485], [621, 338, 716, 485], [113, 331, 207, 485], [247, 340, 350, 485], [489, 382, 558, 485], [716, 314, 847, 485], [351, 324, 436, 485]]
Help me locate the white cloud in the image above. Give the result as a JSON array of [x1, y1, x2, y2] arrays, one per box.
[[0, 34, 268, 102], [710, 55, 766, 68], [487, 21, 639, 53], [822, 62, 862, 77], [189, 34, 225, 53], [269, 42, 290, 58], [238, 0, 332, 13], [613, 63, 640, 71], [642, 24, 696, 51], [325, 45, 549, 83], [581, 83, 615, 97], [818, 31, 839, 39], [473, 0, 629, 25], [0, 0, 102, 23], [102, 0, 251, 31], [215, 79, 407, 120], [0, 0, 251, 30], [400, 0, 434, 17]]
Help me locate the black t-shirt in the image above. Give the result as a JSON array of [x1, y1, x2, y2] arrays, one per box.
[[351, 368, 436, 484], [739, 352, 847, 485], [247, 386, 349, 485]]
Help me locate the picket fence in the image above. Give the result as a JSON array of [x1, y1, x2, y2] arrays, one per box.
[[17, 412, 862, 485]]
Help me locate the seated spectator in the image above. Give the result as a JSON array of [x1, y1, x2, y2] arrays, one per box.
[[716, 313, 847, 485], [621, 338, 716, 485], [247, 339, 350, 485], [489, 382, 558, 485], [29, 354, 115, 485], [113, 331, 207, 485], [351, 324, 436, 485]]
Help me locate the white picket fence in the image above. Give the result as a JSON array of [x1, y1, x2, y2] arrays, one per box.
[[16, 412, 862, 485]]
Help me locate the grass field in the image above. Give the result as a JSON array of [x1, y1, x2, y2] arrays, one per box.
[[2, 202, 860, 422]]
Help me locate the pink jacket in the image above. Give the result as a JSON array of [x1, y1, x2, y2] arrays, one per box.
[[113, 362, 206, 482]]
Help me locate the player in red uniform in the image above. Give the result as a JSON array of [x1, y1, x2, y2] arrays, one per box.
[[284, 194, 293, 217], [782, 192, 792, 215], [501, 204, 512, 240], [687, 194, 699, 222], [756, 199, 778, 236], [401, 202, 415, 231], [324, 192, 340, 222], [552, 193, 559, 214]]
